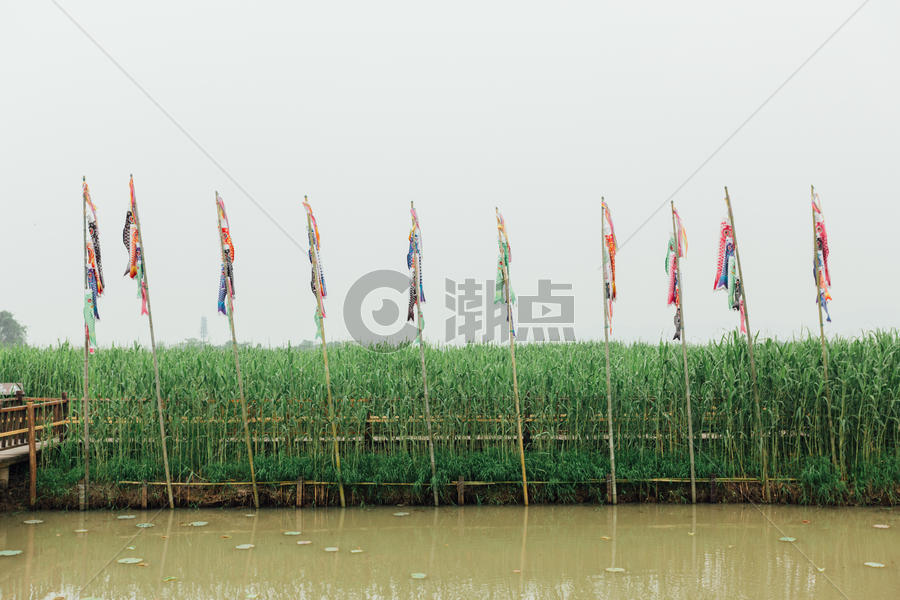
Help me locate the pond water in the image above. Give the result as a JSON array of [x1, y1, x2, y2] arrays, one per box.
[[0, 505, 896, 599]]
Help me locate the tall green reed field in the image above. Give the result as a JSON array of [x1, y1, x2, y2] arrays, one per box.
[[1, 331, 897, 497]]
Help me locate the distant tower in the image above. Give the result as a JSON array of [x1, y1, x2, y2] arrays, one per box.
[[200, 316, 208, 344]]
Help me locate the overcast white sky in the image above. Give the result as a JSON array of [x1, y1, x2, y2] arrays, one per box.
[[1, 1, 897, 348]]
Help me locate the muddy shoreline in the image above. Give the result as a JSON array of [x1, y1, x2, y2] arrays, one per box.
[[3, 465, 896, 511]]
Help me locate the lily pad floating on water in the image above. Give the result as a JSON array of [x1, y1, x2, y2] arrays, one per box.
[[23, 520, 43, 525], [779, 537, 797, 543], [117, 557, 143, 564], [873, 524, 890, 529], [0, 550, 23, 557], [864, 562, 885, 568], [235, 544, 255, 550], [297, 540, 312, 545], [136, 523, 155, 528], [605, 567, 625, 573], [190, 521, 208, 527], [117, 515, 136, 520], [324, 547, 339, 552], [283, 531, 302, 536], [410, 573, 427, 579]]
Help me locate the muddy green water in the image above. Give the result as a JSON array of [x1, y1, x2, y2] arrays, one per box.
[[0, 505, 896, 599]]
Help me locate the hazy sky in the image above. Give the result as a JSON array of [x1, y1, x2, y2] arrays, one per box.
[[2, 1, 897, 348]]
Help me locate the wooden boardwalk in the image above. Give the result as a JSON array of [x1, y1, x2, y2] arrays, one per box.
[[0, 390, 70, 503], [0, 440, 54, 488]]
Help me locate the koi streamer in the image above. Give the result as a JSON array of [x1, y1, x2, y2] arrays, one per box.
[[124, 177, 148, 315], [121, 211, 134, 276], [406, 206, 426, 325], [812, 194, 832, 322], [601, 201, 617, 328], [666, 209, 687, 340], [712, 218, 746, 333], [84, 181, 105, 293], [86, 247, 100, 319], [83, 180, 103, 351], [494, 208, 515, 336], [217, 196, 236, 316], [303, 198, 327, 336], [83, 291, 97, 354], [86, 245, 102, 313]]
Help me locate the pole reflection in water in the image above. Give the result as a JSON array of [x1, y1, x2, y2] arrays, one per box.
[[158, 509, 174, 582], [519, 506, 529, 596]]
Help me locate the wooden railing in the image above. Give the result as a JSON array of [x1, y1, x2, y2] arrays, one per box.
[[0, 392, 70, 451], [0, 392, 69, 505]]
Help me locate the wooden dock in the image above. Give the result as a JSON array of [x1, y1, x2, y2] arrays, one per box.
[[0, 389, 70, 504]]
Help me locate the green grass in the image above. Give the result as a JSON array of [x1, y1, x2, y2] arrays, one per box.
[[2, 330, 898, 503]]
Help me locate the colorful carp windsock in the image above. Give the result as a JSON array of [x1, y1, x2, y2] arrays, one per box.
[[303, 198, 327, 336], [83, 290, 97, 353], [84, 180, 105, 293], [83, 181, 104, 321], [666, 208, 687, 340], [217, 195, 236, 316], [494, 208, 515, 337], [83, 179, 103, 352], [124, 177, 148, 316], [712, 217, 746, 333], [812, 194, 832, 322], [601, 200, 617, 329], [406, 206, 426, 325]]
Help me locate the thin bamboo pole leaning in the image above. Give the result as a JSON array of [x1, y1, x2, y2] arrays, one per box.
[[811, 185, 839, 473], [81, 177, 91, 503], [600, 198, 617, 504], [304, 196, 345, 508], [215, 192, 259, 509], [496, 207, 528, 506], [724, 186, 769, 501], [670, 201, 696, 504], [411, 201, 439, 506], [130, 175, 174, 509]]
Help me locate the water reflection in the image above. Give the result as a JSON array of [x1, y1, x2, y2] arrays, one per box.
[[0, 505, 895, 599]]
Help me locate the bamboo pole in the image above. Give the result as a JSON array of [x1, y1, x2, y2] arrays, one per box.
[[130, 175, 174, 509], [411, 201, 439, 507], [670, 201, 696, 504], [81, 177, 91, 502], [600, 198, 617, 504], [27, 400, 36, 506], [724, 187, 769, 501], [216, 193, 259, 509], [305, 196, 345, 508], [497, 207, 528, 506], [811, 185, 839, 473]]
